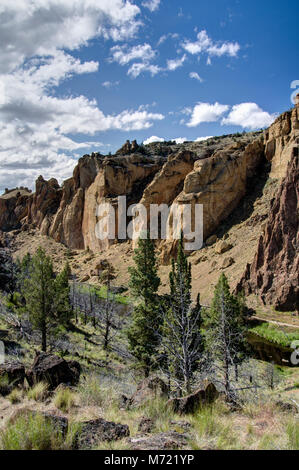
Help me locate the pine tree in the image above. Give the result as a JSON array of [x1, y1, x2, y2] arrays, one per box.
[[204, 273, 247, 401], [162, 238, 203, 394], [54, 262, 72, 326], [127, 235, 161, 376], [23, 247, 55, 352], [128, 235, 160, 302]]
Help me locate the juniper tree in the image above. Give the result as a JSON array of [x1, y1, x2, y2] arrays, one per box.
[[23, 247, 56, 352], [127, 235, 161, 376], [128, 235, 160, 302], [162, 238, 203, 394], [204, 273, 247, 401]]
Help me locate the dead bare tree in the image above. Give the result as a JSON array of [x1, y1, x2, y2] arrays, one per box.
[[159, 238, 204, 395], [204, 274, 248, 403], [98, 265, 122, 352]]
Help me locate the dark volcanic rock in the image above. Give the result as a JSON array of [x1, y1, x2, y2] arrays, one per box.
[[26, 353, 80, 390], [76, 418, 130, 449], [0, 362, 25, 392], [168, 382, 219, 415], [236, 151, 299, 311], [138, 417, 155, 433], [275, 400, 298, 414]]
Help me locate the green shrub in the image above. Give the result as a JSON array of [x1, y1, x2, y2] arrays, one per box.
[[54, 388, 75, 412], [249, 324, 299, 348], [286, 420, 299, 450], [27, 382, 48, 402], [140, 396, 171, 421], [0, 413, 64, 450], [7, 388, 23, 404], [78, 375, 115, 408]]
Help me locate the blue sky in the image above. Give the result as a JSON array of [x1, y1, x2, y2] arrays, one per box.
[[0, 0, 298, 191]]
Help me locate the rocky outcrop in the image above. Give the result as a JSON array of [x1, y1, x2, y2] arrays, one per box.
[[76, 418, 130, 449], [264, 104, 299, 178], [26, 353, 81, 390], [82, 153, 165, 252], [129, 377, 169, 408], [237, 151, 299, 311], [116, 139, 139, 155], [0, 363, 26, 394], [159, 138, 264, 261], [168, 382, 219, 414], [0, 190, 31, 231], [0, 105, 298, 272]]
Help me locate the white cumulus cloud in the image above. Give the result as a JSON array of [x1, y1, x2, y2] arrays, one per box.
[[0, 0, 142, 74], [128, 63, 162, 78], [195, 136, 213, 142], [187, 102, 229, 127], [142, 0, 161, 12], [143, 136, 165, 145], [183, 30, 240, 60], [172, 137, 187, 144], [0, 1, 166, 190], [110, 43, 156, 65], [167, 55, 186, 71], [222, 103, 276, 129]]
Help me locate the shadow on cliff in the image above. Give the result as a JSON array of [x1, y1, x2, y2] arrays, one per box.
[[214, 159, 272, 239]]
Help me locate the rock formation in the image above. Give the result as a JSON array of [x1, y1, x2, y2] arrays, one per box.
[[0, 103, 298, 310], [26, 352, 81, 389], [237, 150, 299, 311], [264, 101, 299, 178], [0, 131, 265, 259]]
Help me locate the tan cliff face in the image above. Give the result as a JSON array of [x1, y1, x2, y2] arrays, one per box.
[[0, 106, 298, 307], [0, 132, 265, 261], [264, 105, 299, 178], [237, 149, 299, 311], [1, 106, 296, 256]]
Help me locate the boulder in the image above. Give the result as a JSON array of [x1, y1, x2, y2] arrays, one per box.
[[129, 377, 169, 408], [0, 362, 25, 392], [67, 360, 81, 385], [168, 382, 219, 414], [138, 417, 155, 433], [275, 401, 298, 414], [8, 408, 68, 437], [221, 257, 234, 269], [76, 418, 130, 449], [215, 240, 233, 254], [206, 235, 217, 246], [26, 353, 80, 390]]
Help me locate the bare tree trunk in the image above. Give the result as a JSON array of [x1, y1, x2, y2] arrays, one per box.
[[41, 319, 47, 352], [220, 293, 230, 399], [234, 363, 239, 382]]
